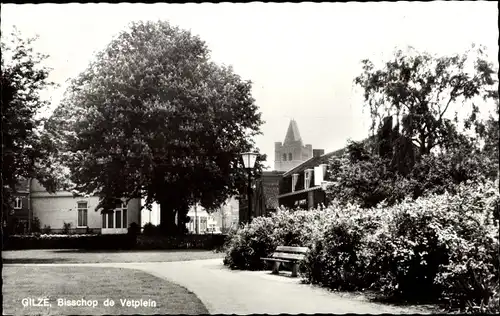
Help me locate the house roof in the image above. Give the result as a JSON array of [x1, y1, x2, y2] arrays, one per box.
[[283, 119, 302, 145], [283, 147, 346, 177]]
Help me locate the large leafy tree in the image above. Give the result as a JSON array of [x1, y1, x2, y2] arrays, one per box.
[[49, 21, 264, 234], [1, 29, 59, 231], [355, 45, 498, 157]]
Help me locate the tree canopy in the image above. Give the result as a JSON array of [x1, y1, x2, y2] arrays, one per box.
[[354, 45, 498, 157], [48, 20, 265, 233], [325, 45, 499, 209]]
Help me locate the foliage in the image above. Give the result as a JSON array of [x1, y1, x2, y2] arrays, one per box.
[[223, 216, 276, 270], [127, 222, 140, 236], [142, 223, 161, 236], [223, 207, 337, 270], [3, 234, 135, 250], [481, 95, 499, 174], [225, 179, 499, 312], [354, 45, 498, 156], [31, 217, 41, 233], [308, 180, 499, 311], [302, 203, 374, 291], [62, 222, 72, 235], [41, 225, 51, 234], [325, 137, 495, 209], [1, 28, 60, 232], [47, 20, 264, 233], [136, 234, 227, 250]]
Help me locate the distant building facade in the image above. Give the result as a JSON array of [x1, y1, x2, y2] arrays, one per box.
[[185, 197, 239, 234], [7, 179, 142, 234], [278, 148, 345, 209]]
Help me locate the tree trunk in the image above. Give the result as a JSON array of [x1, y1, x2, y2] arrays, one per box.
[[176, 204, 189, 235], [160, 201, 177, 236]]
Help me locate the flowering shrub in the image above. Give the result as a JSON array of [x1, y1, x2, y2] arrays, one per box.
[[302, 207, 371, 291], [225, 178, 498, 313], [307, 179, 499, 311], [432, 180, 499, 312], [223, 216, 276, 270], [223, 207, 338, 270]]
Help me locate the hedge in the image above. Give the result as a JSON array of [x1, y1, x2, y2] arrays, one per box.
[[2, 234, 136, 250], [223, 179, 499, 313], [2, 233, 228, 251]]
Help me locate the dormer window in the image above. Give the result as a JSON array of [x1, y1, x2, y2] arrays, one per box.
[[14, 197, 22, 209]]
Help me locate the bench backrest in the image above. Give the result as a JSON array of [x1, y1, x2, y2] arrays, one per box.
[[272, 246, 308, 261], [276, 246, 308, 254]]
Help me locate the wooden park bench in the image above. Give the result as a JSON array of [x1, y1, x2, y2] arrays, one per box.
[[261, 246, 308, 277]]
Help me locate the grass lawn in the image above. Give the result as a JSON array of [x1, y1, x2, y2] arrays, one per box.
[[2, 249, 224, 264], [2, 266, 209, 315]]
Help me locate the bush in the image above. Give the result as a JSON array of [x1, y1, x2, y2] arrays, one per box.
[[325, 143, 495, 210], [136, 234, 227, 250], [223, 216, 276, 270], [31, 217, 41, 233], [142, 222, 160, 236], [3, 234, 135, 250], [301, 203, 375, 291], [223, 207, 338, 270], [41, 225, 51, 234], [225, 178, 499, 313], [306, 179, 499, 311], [62, 222, 71, 234]]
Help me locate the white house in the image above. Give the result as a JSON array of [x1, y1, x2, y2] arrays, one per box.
[[30, 179, 141, 234]]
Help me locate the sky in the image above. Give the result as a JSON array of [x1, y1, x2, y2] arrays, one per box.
[[2, 2, 498, 169]]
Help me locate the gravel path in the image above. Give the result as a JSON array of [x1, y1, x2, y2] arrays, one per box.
[[6, 259, 434, 314]]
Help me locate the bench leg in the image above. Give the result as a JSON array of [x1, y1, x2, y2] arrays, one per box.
[[272, 261, 281, 274], [291, 263, 298, 277]]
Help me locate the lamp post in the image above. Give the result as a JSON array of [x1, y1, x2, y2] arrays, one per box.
[[241, 152, 258, 224]]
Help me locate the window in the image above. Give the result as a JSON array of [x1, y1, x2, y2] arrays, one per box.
[[288, 153, 292, 161], [107, 212, 114, 228], [282, 153, 287, 161], [102, 201, 128, 229], [304, 170, 312, 189], [292, 174, 299, 192], [200, 217, 207, 232], [77, 202, 88, 227], [14, 197, 22, 209]]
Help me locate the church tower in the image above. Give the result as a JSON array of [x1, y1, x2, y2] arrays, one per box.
[[274, 119, 313, 171]]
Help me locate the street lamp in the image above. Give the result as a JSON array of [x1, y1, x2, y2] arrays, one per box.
[[241, 152, 258, 224]]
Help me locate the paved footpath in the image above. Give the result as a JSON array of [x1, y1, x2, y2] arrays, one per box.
[[6, 259, 433, 314]]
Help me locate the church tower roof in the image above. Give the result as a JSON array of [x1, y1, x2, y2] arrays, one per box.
[[284, 119, 302, 145]]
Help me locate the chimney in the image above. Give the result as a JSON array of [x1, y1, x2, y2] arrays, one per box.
[[313, 149, 324, 158]]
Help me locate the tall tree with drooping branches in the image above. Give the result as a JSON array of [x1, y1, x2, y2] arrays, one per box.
[[355, 45, 498, 157]]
